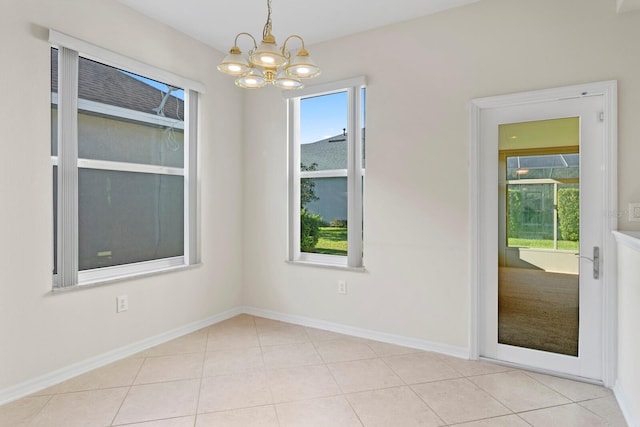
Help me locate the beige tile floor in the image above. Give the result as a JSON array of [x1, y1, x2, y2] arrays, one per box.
[[0, 314, 628, 426]]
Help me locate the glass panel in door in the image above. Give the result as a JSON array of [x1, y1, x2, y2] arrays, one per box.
[[498, 118, 580, 357]]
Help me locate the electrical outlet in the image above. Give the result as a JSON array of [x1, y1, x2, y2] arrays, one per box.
[[338, 280, 347, 295], [116, 295, 128, 313]]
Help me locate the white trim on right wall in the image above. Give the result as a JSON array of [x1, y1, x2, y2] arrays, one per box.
[[468, 81, 618, 387]]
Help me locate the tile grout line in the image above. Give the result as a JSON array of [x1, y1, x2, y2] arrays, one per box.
[[577, 397, 625, 425], [444, 360, 520, 419], [8, 315, 624, 426], [191, 338, 208, 426], [516, 372, 617, 423], [371, 346, 452, 424], [404, 384, 448, 426], [23, 394, 54, 427], [253, 316, 283, 427], [108, 356, 147, 426], [520, 369, 614, 406]]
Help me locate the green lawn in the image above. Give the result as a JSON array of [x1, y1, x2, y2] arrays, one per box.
[[312, 232, 578, 254], [314, 227, 347, 255], [508, 238, 579, 251]]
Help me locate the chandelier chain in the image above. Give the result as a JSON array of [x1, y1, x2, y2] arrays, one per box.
[[263, 0, 273, 40]]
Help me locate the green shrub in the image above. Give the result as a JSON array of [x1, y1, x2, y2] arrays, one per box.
[[300, 209, 324, 252], [329, 219, 347, 228], [507, 188, 522, 238], [558, 187, 579, 241]]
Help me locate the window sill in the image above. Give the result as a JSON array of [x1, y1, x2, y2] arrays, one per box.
[[285, 260, 367, 273], [51, 263, 202, 293]]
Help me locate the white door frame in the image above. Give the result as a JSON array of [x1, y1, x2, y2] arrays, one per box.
[[468, 81, 618, 386]]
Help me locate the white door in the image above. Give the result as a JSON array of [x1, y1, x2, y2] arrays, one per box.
[[472, 82, 617, 382]]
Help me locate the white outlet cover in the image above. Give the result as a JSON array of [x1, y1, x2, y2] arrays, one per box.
[[338, 280, 347, 294]]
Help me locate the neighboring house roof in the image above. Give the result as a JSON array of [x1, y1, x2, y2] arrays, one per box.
[[51, 49, 184, 121], [301, 134, 348, 170], [300, 130, 366, 170]]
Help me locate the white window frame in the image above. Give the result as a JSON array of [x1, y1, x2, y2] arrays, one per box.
[[50, 30, 204, 288], [285, 77, 366, 268]]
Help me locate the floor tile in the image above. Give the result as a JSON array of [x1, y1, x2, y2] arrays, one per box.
[[304, 327, 349, 342], [113, 379, 200, 425], [198, 369, 272, 413], [523, 371, 612, 401], [451, 414, 531, 426], [116, 416, 196, 426], [314, 338, 377, 363], [215, 314, 257, 328], [0, 315, 628, 427], [267, 364, 340, 403], [469, 370, 570, 412], [518, 403, 609, 426], [262, 342, 323, 369], [411, 378, 511, 424], [207, 320, 258, 336], [195, 405, 279, 426], [579, 396, 629, 427], [34, 357, 144, 394], [206, 329, 260, 352], [276, 395, 362, 427], [258, 324, 311, 346], [0, 395, 51, 427], [346, 386, 443, 427], [29, 387, 128, 427], [202, 346, 264, 377], [135, 353, 204, 385], [383, 352, 463, 384], [437, 356, 512, 377], [137, 330, 207, 358], [366, 341, 421, 357], [254, 317, 292, 332], [327, 358, 404, 393]]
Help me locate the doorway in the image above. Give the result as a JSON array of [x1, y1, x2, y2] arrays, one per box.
[[469, 81, 618, 385]]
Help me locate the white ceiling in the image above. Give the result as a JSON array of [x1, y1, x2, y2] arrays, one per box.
[[118, 0, 480, 53]]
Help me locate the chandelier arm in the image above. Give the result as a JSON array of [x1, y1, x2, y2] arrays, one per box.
[[233, 32, 258, 50], [281, 34, 306, 55]]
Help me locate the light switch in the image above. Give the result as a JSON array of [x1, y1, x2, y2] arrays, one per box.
[[629, 203, 640, 222]]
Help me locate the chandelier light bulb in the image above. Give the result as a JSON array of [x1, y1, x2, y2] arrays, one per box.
[[235, 68, 266, 89], [217, 46, 251, 76], [286, 48, 320, 79], [274, 71, 303, 89]]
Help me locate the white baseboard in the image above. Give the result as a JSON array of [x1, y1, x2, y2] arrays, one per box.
[[4, 303, 633, 427], [241, 306, 470, 359], [613, 381, 637, 427], [1, 305, 471, 406], [0, 307, 242, 406]]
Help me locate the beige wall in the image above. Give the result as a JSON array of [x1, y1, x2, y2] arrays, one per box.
[[3, 0, 640, 416], [242, 0, 640, 351], [0, 0, 244, 391]]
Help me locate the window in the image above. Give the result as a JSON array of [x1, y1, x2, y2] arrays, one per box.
[[286, 77, 366, 268], [50, 31, 203, 288]]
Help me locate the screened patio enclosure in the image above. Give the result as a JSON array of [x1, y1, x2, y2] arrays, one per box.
[[506, 152, 579, 254]]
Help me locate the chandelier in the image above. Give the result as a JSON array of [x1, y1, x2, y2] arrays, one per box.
[[217, 0, 321, 89]]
